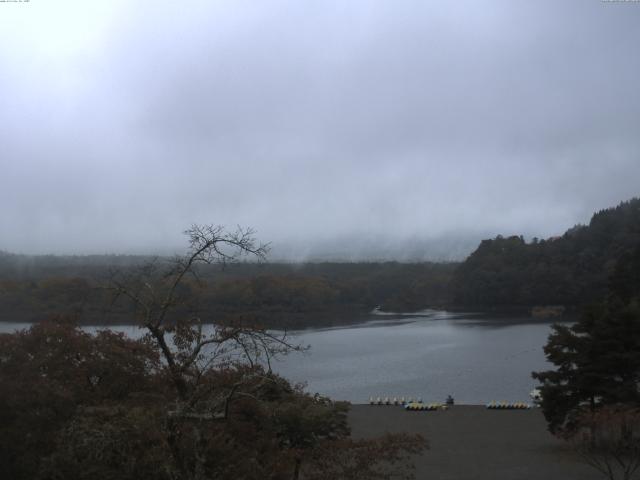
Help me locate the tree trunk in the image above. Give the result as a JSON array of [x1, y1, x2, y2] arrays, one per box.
[[293, 457, 302, 480]]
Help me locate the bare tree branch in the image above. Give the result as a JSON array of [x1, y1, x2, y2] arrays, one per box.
[[105, 224, 295, 405]]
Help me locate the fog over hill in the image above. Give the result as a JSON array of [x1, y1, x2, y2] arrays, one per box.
[[1, 1, 639, 256], [0, 234, 483, 263], [268, 234, 487, 262]]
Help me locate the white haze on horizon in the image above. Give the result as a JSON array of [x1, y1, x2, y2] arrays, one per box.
[[0, 1, 639, 258]]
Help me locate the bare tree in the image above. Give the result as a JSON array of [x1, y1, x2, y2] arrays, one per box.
[[569, 406, 640, 480], [107, 225, 308, 480], [103, 225, 425, 480], [108, 224, 303, 400]]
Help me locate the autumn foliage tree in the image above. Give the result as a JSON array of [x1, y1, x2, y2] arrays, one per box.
[[569, 407, 640, 480], [0, 225, 425, 480], [0, 319, 161, 480]]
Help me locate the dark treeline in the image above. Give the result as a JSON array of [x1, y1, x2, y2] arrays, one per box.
[[453, 198, 640, 309], [0, 255, 455, 328], [2, 197, 639, 326]]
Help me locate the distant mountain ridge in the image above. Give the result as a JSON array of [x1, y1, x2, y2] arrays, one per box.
[[452, 197, 640, 308]]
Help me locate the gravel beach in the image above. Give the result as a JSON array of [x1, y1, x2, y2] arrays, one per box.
[[348, 405, 603, 480]]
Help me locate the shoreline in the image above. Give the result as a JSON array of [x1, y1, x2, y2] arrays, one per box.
[[0, 304, 578, 328], [348, 404, 600, 479]]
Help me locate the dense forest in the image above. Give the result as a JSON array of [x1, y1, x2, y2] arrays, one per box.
[[0, 255, 455, 328], [1, 198, 639, 326], [452, 198, 640, 309]]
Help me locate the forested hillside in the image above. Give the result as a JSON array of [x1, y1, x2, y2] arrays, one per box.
[[453, 198, 640, 308], [0, 256, 455, 328], [3, 198, 638, 324]]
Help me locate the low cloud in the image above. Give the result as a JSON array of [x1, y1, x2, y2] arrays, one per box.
[[0, 0, 638, 257]]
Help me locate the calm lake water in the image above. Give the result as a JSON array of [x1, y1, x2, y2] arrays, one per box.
[[0, 310, 560, 404]]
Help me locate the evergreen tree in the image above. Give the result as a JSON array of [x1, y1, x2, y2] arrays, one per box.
[[533, 246, 640, 434]]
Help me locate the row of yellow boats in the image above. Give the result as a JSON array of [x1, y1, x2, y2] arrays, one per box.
[[486, 401, 531, 409]]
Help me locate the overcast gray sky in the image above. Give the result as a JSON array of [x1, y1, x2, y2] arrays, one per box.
[[1, 0, 639, 258]]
